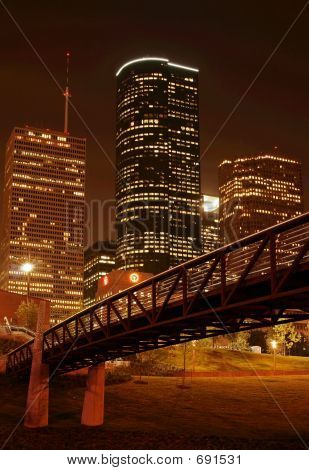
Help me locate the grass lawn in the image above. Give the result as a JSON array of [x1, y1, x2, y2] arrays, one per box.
[[0, 374, 309, 449], [141, 346, 309, 372]]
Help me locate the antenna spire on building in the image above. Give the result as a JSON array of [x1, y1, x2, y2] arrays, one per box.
[[63, 52, 71, 134]]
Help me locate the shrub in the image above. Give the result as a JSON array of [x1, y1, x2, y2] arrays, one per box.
[[105, 369, 132, 385], [129, 361, 182, 377], [53, 367, 132, 387]]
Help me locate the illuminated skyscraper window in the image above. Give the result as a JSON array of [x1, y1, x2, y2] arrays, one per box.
[[218, 154, 304, 244], [115, 58, 201, 273], [83, 241, 116, 308], [0, 126, 86, 323]]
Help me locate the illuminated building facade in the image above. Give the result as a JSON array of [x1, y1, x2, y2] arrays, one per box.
[[201, 194, 220, 253], [116, 58, 201, 274], [83, 241, 116, 308], [218, 155, 304, 244], [0, 126, 86, 322]]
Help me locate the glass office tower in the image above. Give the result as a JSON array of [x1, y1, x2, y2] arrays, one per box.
[[115, 58, 201, 274]]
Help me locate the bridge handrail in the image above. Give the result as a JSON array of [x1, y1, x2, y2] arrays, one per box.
[[6, 338, 34, 356]]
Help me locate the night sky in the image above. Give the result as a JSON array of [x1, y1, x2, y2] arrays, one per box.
[[0, 0, 308, 241]]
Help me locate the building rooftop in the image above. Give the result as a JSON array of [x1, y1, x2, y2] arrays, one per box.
[[116, 57, 199, 76]]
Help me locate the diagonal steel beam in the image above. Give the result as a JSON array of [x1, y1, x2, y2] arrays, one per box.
[[93, 312, 109, 338], [155, 270, 183, 322], [224, 236, 269, 306], [109, 301, 129, 331], [185, 254, 221, 317], [274, 239, 309, 293], [78, 317, 92, 342], [131, 292, 153, 324]]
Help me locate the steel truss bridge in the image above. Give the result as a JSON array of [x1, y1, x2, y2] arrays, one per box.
[[7, 212, 309, 376]]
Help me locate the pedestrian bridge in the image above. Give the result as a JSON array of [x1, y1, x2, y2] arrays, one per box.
[[7, 212, 309, 377]]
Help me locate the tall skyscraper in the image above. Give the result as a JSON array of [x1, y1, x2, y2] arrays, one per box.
[[0, 126, 86, 322], [201, 194, 220, 253], [218, 154, 304, 244], [115, 57, 201, 274], [83, 241, 116, 308]]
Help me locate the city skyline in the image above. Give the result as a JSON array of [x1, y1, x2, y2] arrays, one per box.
[[0, 1, 309, 454], [0, 1, 308, 245]]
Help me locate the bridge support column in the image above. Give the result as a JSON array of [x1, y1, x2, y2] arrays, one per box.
[[24, 300, 50, 428], [81, 362, 105, 426]]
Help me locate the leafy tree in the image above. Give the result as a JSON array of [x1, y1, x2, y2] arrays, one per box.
[[266, 324, 301, 355], [306, 322, 309, 343], [193, 337, 214, 350], [15, 301, 38, 331], [131, 347, 170, 378], [229, 331, 250, 351]]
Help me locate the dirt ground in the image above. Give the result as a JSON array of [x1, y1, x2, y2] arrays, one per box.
[[0, 375, 308, 449]]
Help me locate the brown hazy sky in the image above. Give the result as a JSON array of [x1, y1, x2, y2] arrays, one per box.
[[0, 0, 308, 240]]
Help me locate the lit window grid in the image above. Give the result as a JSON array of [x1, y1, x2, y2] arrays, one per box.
[[218, 155, 304, 244], [83, 245, 116, 308], [0, 126, 86, 322]]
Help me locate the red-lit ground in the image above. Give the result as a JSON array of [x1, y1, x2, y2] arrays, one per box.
[[0, 374, 309, 449]]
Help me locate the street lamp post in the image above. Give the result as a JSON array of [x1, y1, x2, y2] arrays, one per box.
[[191, 340, 196, 384], [21, 260, 34, 303], [182, 342, 187, 387], [271, 340, 277, 373]]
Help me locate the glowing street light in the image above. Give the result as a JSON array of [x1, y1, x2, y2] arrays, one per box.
[[21, 262, 34, 274]]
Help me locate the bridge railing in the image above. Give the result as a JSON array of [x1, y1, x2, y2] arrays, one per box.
[[6, 339, 34, 372], [42, 212, 309, 351], [6, 212, 309, 372]]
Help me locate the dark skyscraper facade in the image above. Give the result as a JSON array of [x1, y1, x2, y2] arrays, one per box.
[[115, 58, 201, 274], [218, 154, 304, 244]]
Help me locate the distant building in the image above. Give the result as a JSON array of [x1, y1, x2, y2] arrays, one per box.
[[201, 194, 220, 253], [218, 154, 304, 244], [0, 126, 86, 323], [83, 241, 116, 308], [96, 269, 153, 302], [115, 57, 201, 274]]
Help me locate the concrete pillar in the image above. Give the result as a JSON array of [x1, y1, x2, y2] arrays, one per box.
[[81, 363, 105, 426], [24, 300, 50, 428]]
